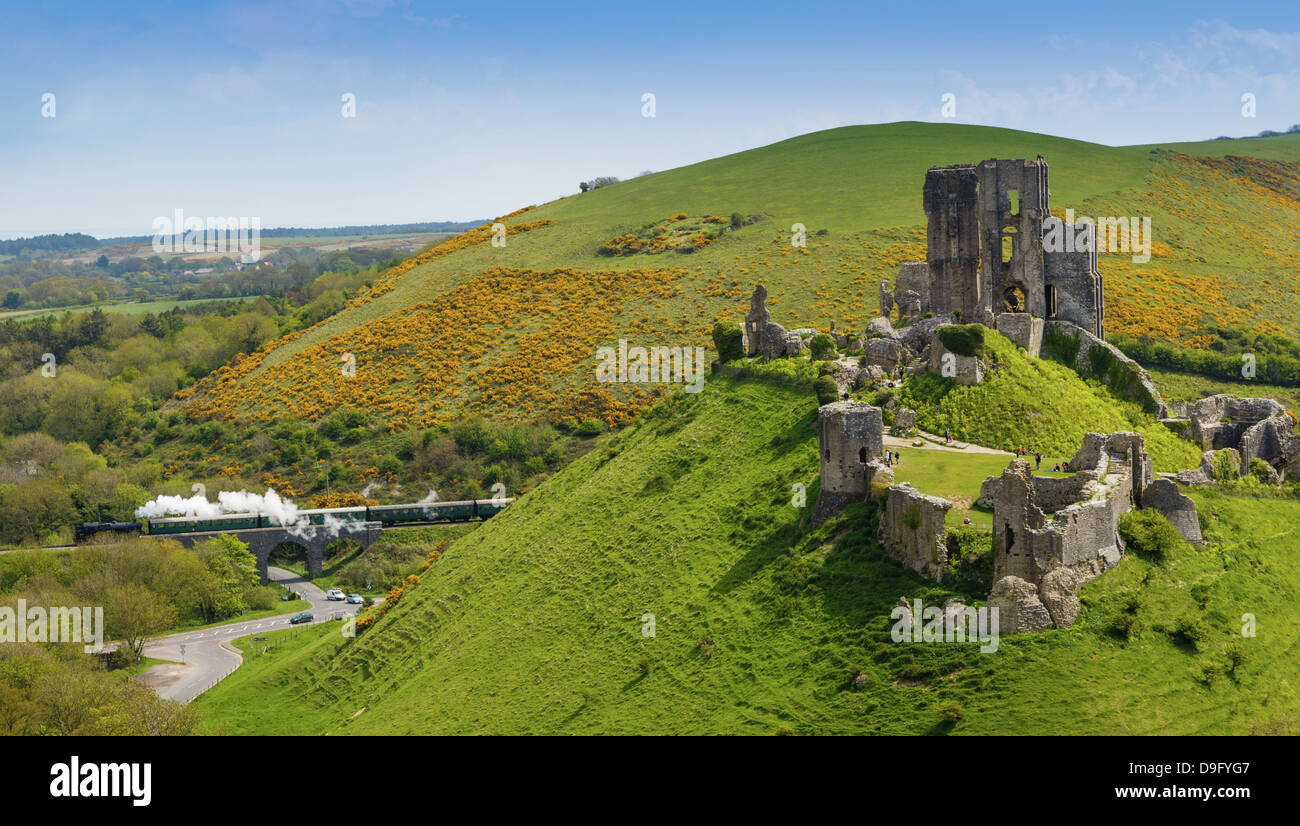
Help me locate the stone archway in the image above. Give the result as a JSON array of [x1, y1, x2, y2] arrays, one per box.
[[1002, 284, 1027, 313], [268, 539, 310, 570]]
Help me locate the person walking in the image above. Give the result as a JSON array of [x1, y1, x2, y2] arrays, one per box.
[[1034, 452, 1042, 470]]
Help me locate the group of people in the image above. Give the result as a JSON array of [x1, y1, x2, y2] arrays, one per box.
[[1014, 445, 1069, 473], [882, 450, 902, 467]]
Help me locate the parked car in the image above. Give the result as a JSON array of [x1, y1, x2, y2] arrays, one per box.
[[326, 588, 345, 601], [289, 612, 313, 624], [346, 593, 364, 604]]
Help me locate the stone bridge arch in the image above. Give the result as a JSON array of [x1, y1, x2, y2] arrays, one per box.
[[169, 522, 384, 581]]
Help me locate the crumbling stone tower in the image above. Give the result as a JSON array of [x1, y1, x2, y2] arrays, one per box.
[[812, 401, 884, 523], [923, 164, 983, 322], [920, 156, 1104, 339]]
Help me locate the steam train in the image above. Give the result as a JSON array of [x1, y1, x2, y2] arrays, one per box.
[[73, 498, 513, 544]]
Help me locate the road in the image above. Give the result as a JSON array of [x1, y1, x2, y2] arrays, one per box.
[[134, 567, 364, 703]]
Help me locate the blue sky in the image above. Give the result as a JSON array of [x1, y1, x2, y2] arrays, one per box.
[[2, 0, 1297, 238]]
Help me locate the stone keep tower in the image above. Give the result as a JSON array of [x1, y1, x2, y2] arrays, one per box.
[[976, 157, 1051, 321], [919, 156, 1104, 339], [813, 401, 884, 523], [923, 164, 982, 322]]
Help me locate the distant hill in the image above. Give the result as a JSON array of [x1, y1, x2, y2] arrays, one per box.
[[0, 232, 98, 256], [99, 220, 485, 246], [176, 121, 1300, 432]]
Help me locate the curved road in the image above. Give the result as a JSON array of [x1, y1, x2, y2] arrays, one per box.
[[135, 567, 364, 703]]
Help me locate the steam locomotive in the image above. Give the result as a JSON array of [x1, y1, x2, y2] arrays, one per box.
[[73, 498, 512, 544]]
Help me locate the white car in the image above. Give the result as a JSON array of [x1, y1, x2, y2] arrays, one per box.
[[346, 593, 364, 604], [325, 588, 345, 601]]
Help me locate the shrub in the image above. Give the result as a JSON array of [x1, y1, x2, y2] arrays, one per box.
[[576, 418, 609, 436], [1249, 457, 1277, 483], [1172, 613, 1211, 650], [730, 212, 744, 229], [936, 324, 986, 359], [808, 333, 837, 361], [1042, 323, 1082, 366], [814, 375, 839, 406], [1211, 449, 1241, 481], [711, 321, 744, 363], [1118, 509, 1185, 563], [938, 700, 964, 723], [1110, 593, 1144, 641]]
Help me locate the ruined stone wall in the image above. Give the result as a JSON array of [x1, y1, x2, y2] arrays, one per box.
[[927, 327, 985, 385], [894, 261, 931, 320], [977, 158, 1050, 321], [985, 433, 1160, 632], [994, 312, 1042, 358], [1044, 320, 1165, 415], [879, 484, 952, 581], [1043, 220, 1104, 338], [923, 165, 982, 321]]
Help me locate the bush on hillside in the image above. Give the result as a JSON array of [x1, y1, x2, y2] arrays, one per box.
[[712, 321, 745, 363], [1042, 323, 1082, 366], [808, 333, 837, 361], [1118, 509, 1185, 564], [936, 324, 986, 359], [1211, 449, 1241, 481], [1249, 457, 1278, 483], [576, 418, 609, 436], [814, 375, 839, 406]]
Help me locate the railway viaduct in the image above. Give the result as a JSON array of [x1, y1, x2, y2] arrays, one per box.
[[169, 521, 385, 581]]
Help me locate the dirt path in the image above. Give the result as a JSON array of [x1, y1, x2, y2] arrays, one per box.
[[884, 429, 1013, 455]]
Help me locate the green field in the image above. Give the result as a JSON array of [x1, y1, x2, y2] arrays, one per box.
[[0, 295, 250, 321], [197, 367, 1300, 735]]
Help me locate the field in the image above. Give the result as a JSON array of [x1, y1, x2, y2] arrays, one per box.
[[197, 368, 1300, 735], [0, 295, 250, 321]]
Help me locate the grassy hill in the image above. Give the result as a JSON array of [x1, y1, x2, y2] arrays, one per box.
[[891, 330, 1202, 471], [197, 367, 1300, 735], [175, 122, 1300, 433]]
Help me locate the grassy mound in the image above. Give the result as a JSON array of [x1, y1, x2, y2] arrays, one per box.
[[895, 330, 1202, 471], [198, 372, 1300, 735]]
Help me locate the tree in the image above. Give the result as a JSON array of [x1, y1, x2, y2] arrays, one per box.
[[711, 321, 744, 362], [105, 583, 177, 663], [192, 535, 259, 622], [2, 290, 22, 309], [814, 375, 839, 406], [579, 181, 589, 193], [95, 254, 109, 268], [0, 480, 78, 544]]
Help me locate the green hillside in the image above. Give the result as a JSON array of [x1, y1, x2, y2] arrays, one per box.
[[197, 367, 1300, 735], [176, 122, 1300, 436], [890, 330, 1202, 471]]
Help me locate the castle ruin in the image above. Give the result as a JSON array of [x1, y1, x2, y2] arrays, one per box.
[[904, 157, 1105, 339]]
